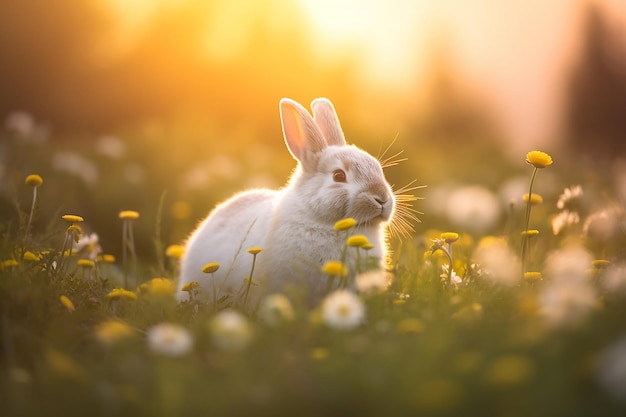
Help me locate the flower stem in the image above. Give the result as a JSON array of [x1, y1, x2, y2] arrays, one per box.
[[243, 253, 258, 307], [521, 167, 538, 276]]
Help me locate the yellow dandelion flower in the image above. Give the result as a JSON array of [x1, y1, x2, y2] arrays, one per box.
[[94, 320, 135, 346], [247, 247, 263, 255], [181, 281, 200, 292], [97, 254, 116, 263], [62, 214, 84, 223], [592, 259, 611, 269], [334, 217, 357, 231], [522, 193, 543, 205], [362, 242, 375, 250], [321, 260, 348, 277], [346, 235, 370, 247], [139, 277, 175, 296], [59, 295, 75, 312], [25, 174, 43, 187], [523, 271, 543, 283], [202, 262, 220, 274], [3, 259, 19, 268], [66, 224, 83, 235], [118, 210, 140, 220], [106, 288, 137, 301], [23, 251, 40, 262], [165, 244, 185, 260], [525, 151, 553, 169], [77, 259, 95, 268], [440, 232, 459, 243], [521, 229, 540, 237]]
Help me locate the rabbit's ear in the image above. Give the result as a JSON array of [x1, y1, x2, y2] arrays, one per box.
[[280, 98, 327, 171], [311, 98, 346, 147]]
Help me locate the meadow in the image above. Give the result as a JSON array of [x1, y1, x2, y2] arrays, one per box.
[[1, 118, 626, 417]]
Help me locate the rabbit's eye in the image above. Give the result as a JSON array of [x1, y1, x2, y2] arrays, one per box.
[[332, 169, 347, 183]]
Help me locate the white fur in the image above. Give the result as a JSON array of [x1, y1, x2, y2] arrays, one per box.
[[177, 98, 395, 307]]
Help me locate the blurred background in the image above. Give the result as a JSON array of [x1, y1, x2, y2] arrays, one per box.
[[1, 0, 625, 260]]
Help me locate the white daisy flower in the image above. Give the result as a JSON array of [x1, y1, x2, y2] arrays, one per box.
[[321, 290, 365, 330], [146, 323, 193, 357], [258, 294, 295, 327], [208, 309, 252, 351], [355, 270, 391, 294]]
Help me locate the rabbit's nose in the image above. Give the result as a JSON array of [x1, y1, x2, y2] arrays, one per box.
[[374, 196, 387, 205]]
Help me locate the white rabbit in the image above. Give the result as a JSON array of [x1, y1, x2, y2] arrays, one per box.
[[177, 98, 395, 307]]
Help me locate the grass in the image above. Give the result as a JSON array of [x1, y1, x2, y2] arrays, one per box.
[[2, 131, 626, 417]]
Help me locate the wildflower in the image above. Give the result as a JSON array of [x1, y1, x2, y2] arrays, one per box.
[[321, 290, 365, 330], [208, 309, 253, 351], [59, 295, 75, 312], [355, 270, 391, 294], [441, 265, 462, 286], [147, 323, 194, 357], [522, 151, 553, 277], [73, 233, 102, 260], [106, 288, 137, 301], [525, 150, 553, 168], [165, 244, 185, 260], [77, 259, 95, 268], [334, 217, 357, 231], [521, 229, 540, 237], [181, 281, 200, 293], [539, 277, 596, 327], [97, 254, 116, 263], [557, 185, 583, 210], [444, 185, 501, 234], [119, 210, 139, 288], [23, 251, 40, 262], [258, 294, 295, 327], [522, 193, 543, 205], [472, 238, 520, 286], [62, 214, 84, 223], [346, 235, 370, 247], [593, 259, 611, 269], [138, 278, 175, 296], [600, 262, 626, 294], [25, 174, 43, 236], [321, 260, 348, 277], [440, 232, 459, 243], [551, 210, 580, 235], [596, 335, 626, 403], [202, 262, 220, 274], [118, 210, 139, 220], [2, 259, 18, 269], [545, 245, 593, 283], [523, 272, 543, 283], [247, 247, 263, 255], [362, 242, 374, 250], [25, 174, 43, 187], [583, 207, 622, 242], [244, 248, 262, 306], [94, 320, 135, 346]]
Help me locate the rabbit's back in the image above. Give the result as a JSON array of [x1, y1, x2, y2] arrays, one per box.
[[177, 189, 276, 301]]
